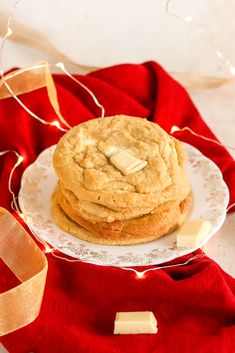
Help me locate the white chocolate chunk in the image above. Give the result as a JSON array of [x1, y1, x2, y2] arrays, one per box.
[[114, 311, 158, 334], [177, 220, 211, 248], [82, 137, 97, 146], [110, 150, 148, 175], [104, 146, 122, 157], [77, 129, 97, 147]]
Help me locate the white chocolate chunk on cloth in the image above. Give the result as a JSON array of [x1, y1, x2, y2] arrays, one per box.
[[114, 311, 158, 334]]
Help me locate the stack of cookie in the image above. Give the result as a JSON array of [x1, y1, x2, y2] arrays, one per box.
[[51, 115, 191, 245]]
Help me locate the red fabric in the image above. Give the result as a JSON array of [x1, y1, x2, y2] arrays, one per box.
[[0, 61, 235, 353]]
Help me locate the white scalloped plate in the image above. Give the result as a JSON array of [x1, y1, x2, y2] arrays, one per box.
[[18, 143, 229, 267]]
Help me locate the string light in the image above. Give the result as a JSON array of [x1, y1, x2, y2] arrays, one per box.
[[0, 60, 105, 131], [0, 1, 69, 132], [18, 206, 208, 273], [0, 60, 105, 130], [0, 2, 106, 257], [51, 251, 84, 262], [0, 0, 20, 77], [166, 2, 235, 211], [171, 125, 235, 212], [50, 120, 65, 129], [1, 78, 69, 132], [226, 203, 235, 212], [17, 209, 207, 274], [0, 7, 105, 133], [55, 62, 105, 118], [170, 125, 235, 152], [120, 253, 206, 279], [36, 248, 206, 274], [0, 150, 24, 214], [42, 244, 54, 254], [165, 0, 235, 76], [5, 27, 13, 38]]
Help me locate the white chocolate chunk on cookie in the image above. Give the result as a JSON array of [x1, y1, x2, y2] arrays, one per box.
[[110, 150, 148, 175], [77, 128, 97, 147], [103, 145, 122, 157]]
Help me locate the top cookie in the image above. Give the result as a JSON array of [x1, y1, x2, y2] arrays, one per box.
[[53, 115, 190, 209]]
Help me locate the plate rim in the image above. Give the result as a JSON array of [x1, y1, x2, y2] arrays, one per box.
[[18, 142, 230, 267]]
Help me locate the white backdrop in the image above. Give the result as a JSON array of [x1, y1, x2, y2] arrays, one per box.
[[1, 0, 235, 76]]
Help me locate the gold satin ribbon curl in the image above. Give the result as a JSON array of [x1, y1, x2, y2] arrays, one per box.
[[0, 61, 72, 337], [0, 208, 48, 336]]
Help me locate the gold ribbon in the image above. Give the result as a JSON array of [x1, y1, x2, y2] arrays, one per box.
[[1, 61, 234, 109], [0, 61, 71, 129], [0, 63, 48, 99], [0, 208, 48, 336]]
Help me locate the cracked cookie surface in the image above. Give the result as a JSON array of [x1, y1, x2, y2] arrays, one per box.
[[53, 115, 190, 209]]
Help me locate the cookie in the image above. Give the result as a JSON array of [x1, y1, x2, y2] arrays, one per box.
[[51, 189, 192, 245], [51, 115, 192, 245], [53, 115, 189, 209], [59, 183, 155, 222]]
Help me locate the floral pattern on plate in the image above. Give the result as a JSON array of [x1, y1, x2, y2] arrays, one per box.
[[18, 143, 229, 267]]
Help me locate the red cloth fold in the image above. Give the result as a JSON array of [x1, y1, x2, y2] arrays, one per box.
[[0, 61, 235, 353]]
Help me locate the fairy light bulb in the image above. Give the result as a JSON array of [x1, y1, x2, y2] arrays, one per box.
[[135, 271, 146, 279], [19, 212, 27, 222], [120, 267, 149, 279], [50, 120, 62, 129], [43, 244, 54, 254], [17, 155, 24, 165], [183, 16, 192, 23], [229, 66, 235, 75], [6, 27, 13, 38], [55, 62, 64, 70], [170, 125, 180, 134], [216, 50, 223, 59]]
